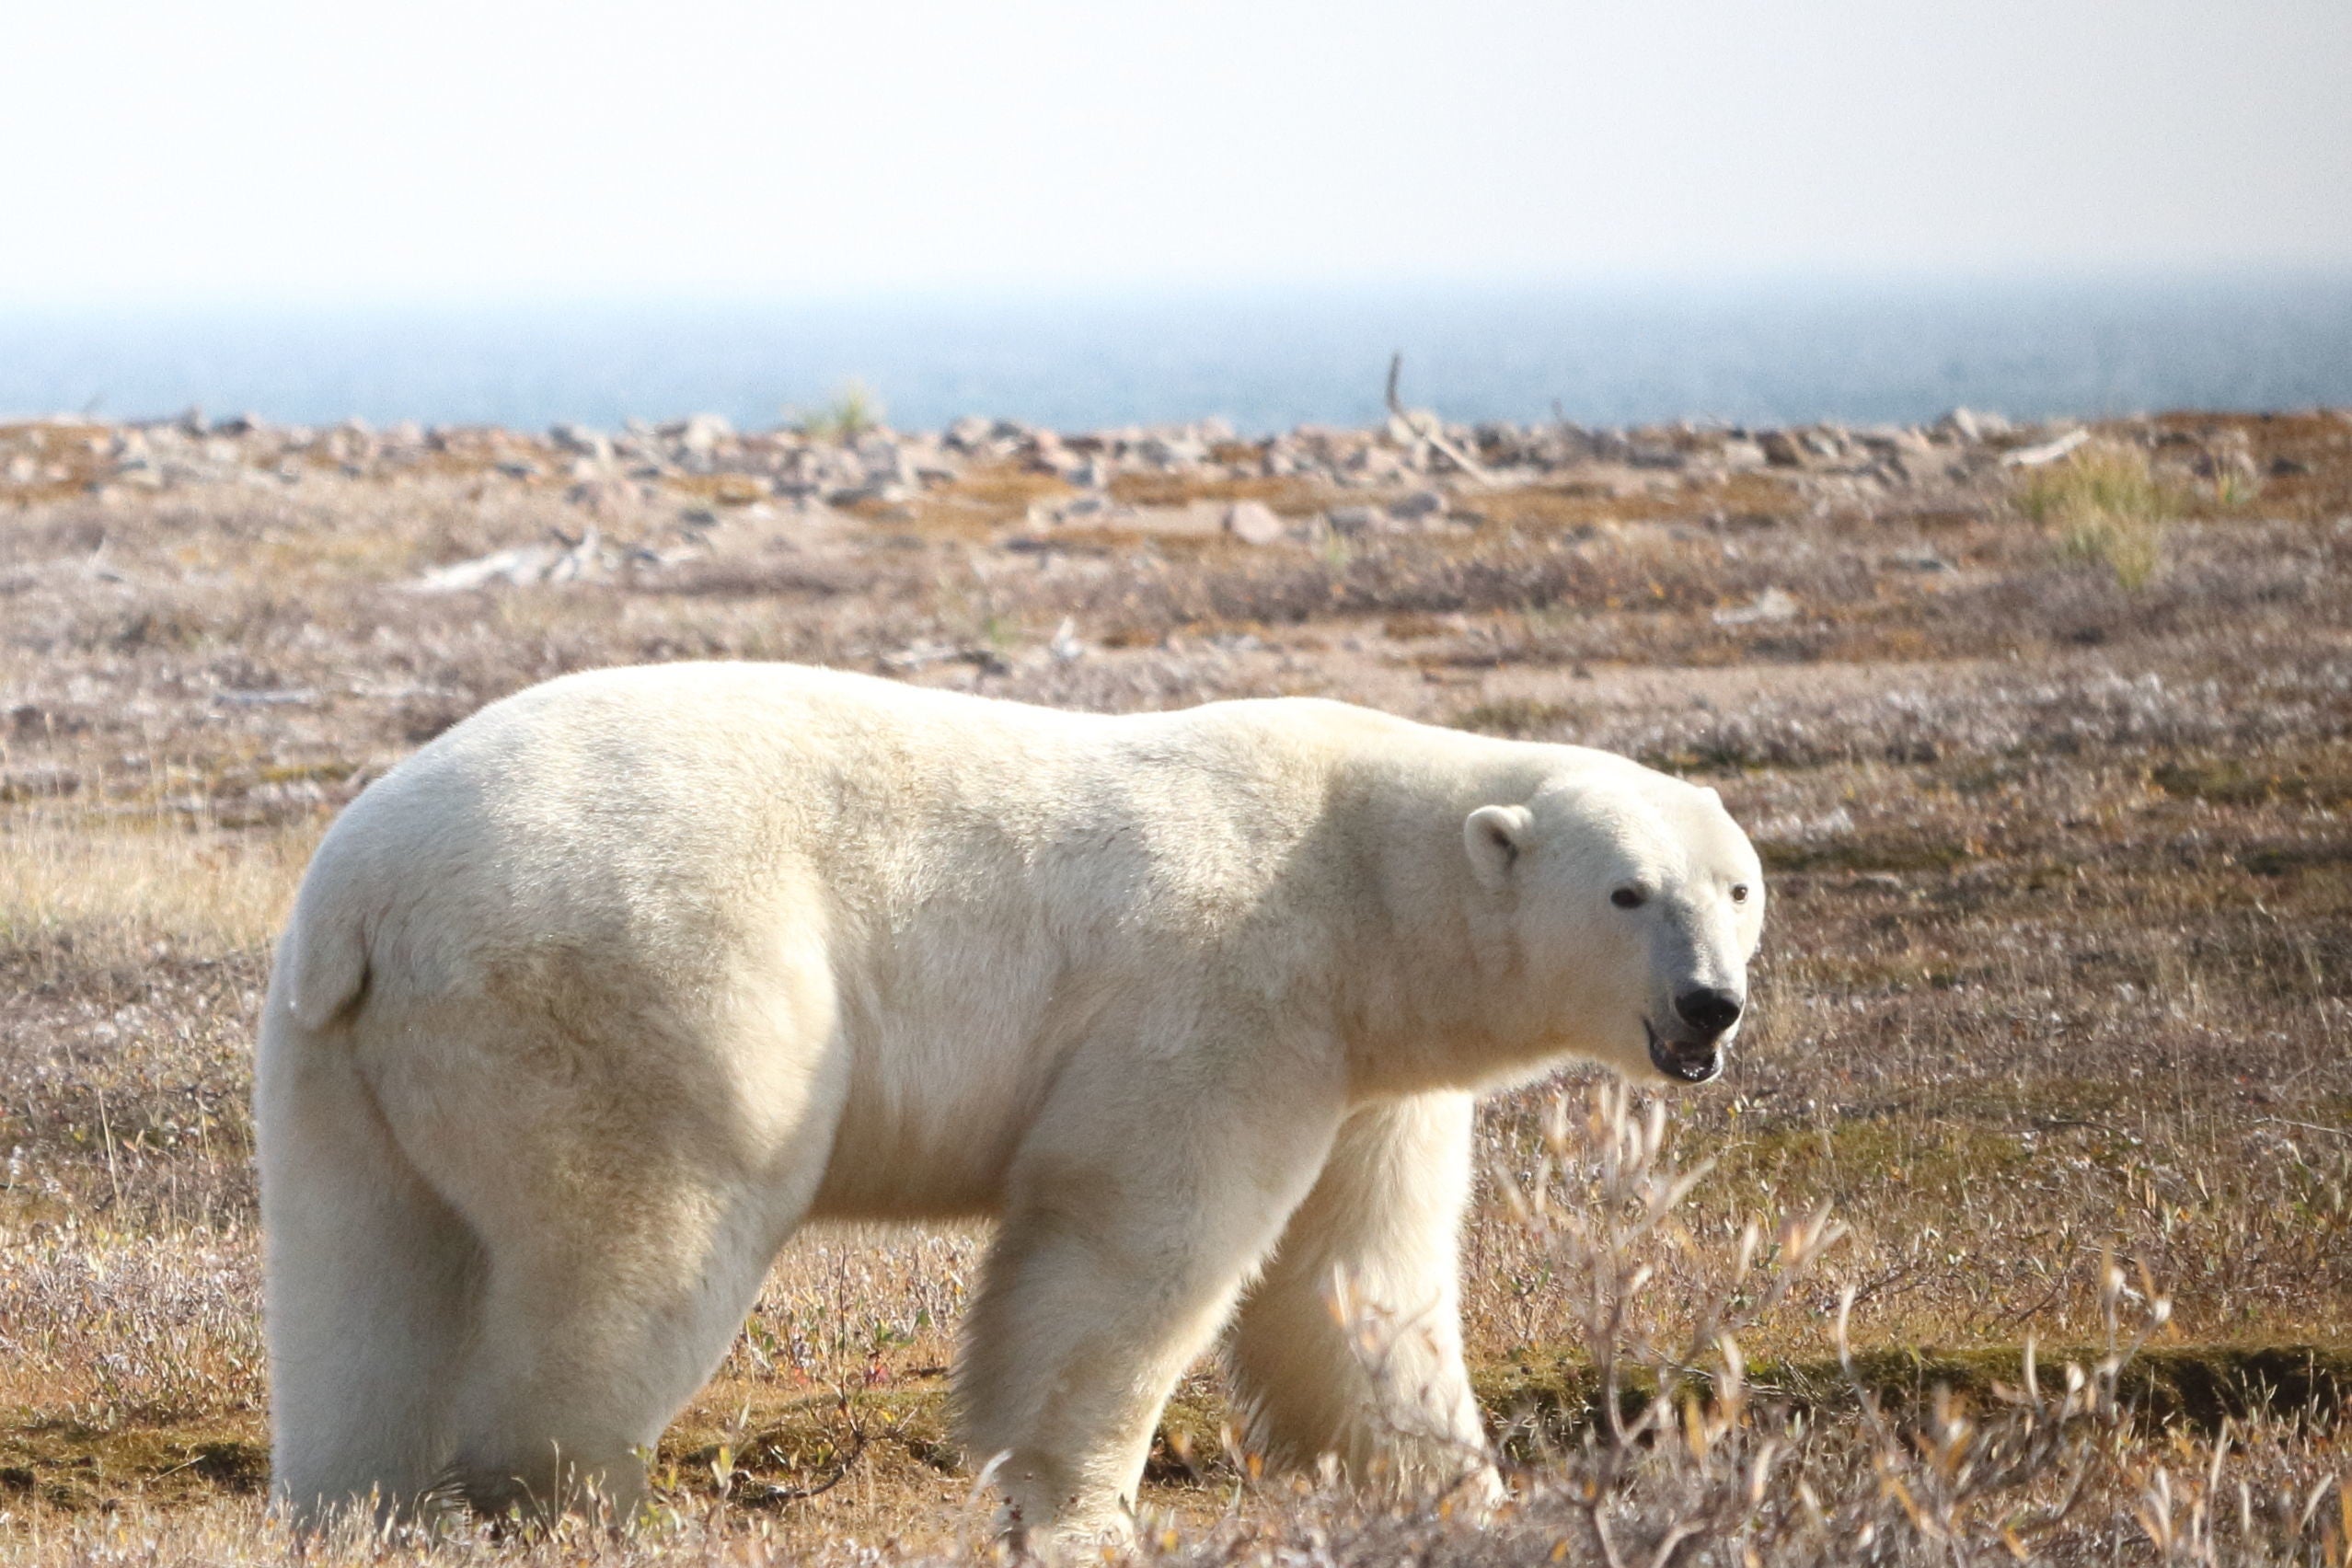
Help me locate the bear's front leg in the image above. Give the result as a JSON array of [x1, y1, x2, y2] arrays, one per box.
[[956, 1043, 1343, 1551], [1224, 1090, 1500, 1506]]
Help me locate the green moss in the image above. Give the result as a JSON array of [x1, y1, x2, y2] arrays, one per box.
[[2240, 843, 2352, 878], [1452, 698, 1575, 738], [0, 1415, 266, 1512], [1758, 839, 1976, 875], [1482, 1343, 2352, 1453], [2154, 759, 2352, 809], [1711, 1116, 2037, 1198]]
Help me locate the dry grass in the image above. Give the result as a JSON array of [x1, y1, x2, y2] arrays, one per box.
[[2019, 443, 2183, 589], [2, 409, 2348, 1562], [0, 818, 311, 959]]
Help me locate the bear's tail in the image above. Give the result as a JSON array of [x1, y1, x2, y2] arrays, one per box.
[[257, 925, 484, 1530]]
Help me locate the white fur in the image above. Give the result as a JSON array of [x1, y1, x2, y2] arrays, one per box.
[[256, 662, 1765, 1544]]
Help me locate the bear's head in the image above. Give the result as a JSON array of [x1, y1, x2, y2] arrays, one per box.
[[1464, 767, 1764, 1086]]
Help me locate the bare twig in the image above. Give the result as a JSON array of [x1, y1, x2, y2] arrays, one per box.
[[1385, 352, 1493, 485]]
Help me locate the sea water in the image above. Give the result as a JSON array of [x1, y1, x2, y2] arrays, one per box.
[[3, 273, 2348, 433]]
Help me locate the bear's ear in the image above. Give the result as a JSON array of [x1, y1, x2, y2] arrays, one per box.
[[1464, 804, 1535, 892]]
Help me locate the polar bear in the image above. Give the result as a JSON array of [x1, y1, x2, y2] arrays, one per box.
[[257, 662, 1763, 1544]]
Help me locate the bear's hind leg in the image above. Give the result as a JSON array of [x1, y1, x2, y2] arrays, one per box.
[[368, 976, 842, 1528], [443, 1184, 791, 1525], [1223, 1091, 1499, 1504], [259, 1009, 483, 1533]]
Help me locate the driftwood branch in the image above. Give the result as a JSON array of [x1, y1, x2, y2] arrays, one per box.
[[1385, 352, 1492, 486]]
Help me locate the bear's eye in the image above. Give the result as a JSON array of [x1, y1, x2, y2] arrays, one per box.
[[1609, 887, 1644, 910], [1731, 883, 1750, 904]]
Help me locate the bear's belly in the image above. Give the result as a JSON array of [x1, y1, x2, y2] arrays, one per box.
[[802, 973, 1094, 1220], [798, 906, 1140, 1221], [806, 1033, 1054, 1219]]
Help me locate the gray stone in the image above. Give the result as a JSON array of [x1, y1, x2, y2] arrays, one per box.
[[858, 438, 916, 487], [1139, 434, 1205, 469], [1388, 489, 1447, 522], [1934, 408, 2011, 444], [1712, 587, 1799, 626], [675, 413, 733, 458], [2000, 429, 2091, 468], [1224, 500, 1286, 546]]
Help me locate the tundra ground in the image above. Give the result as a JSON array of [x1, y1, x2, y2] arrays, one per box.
[[2, 410, 2347, 1563]]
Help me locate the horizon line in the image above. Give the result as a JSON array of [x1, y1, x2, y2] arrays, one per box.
[[7, 262, 2352, 318]]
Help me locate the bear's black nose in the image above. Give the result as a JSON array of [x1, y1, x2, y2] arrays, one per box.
[[1675, 986, 1744, 1037]]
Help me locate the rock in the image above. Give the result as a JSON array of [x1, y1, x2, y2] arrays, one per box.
[[1139, 434, 1205, 469], [828, 481, 911, 508], [1388, 490, 1447, 522], [858, 437, 915, 488], [1047, 617, 1086, 663], [674, 413, 733, 458], [411, 544, 557, 593], [551, 422, 609, 455], [1718, 439, 1769, 471], [1758, 431, 1806, 468], [1892, 447, 1954, 485], [1935, 408, 2011, 444], [409, 529, 611, 593], [2000, 428, 2091, 468], [1326, 504, 1383, 536], [1224, 500, 1286, 546], [1712, 587, 1799, 626], [945, 416, 995, 452], [2195, 448, 2260, 484], [569, 478, 640, 515]]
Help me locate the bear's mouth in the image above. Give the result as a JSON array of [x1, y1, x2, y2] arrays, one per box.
[[1644, 1019, 1724, 1084]]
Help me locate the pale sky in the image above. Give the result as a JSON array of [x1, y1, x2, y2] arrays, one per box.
[[4, 0, 2349, 306]]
